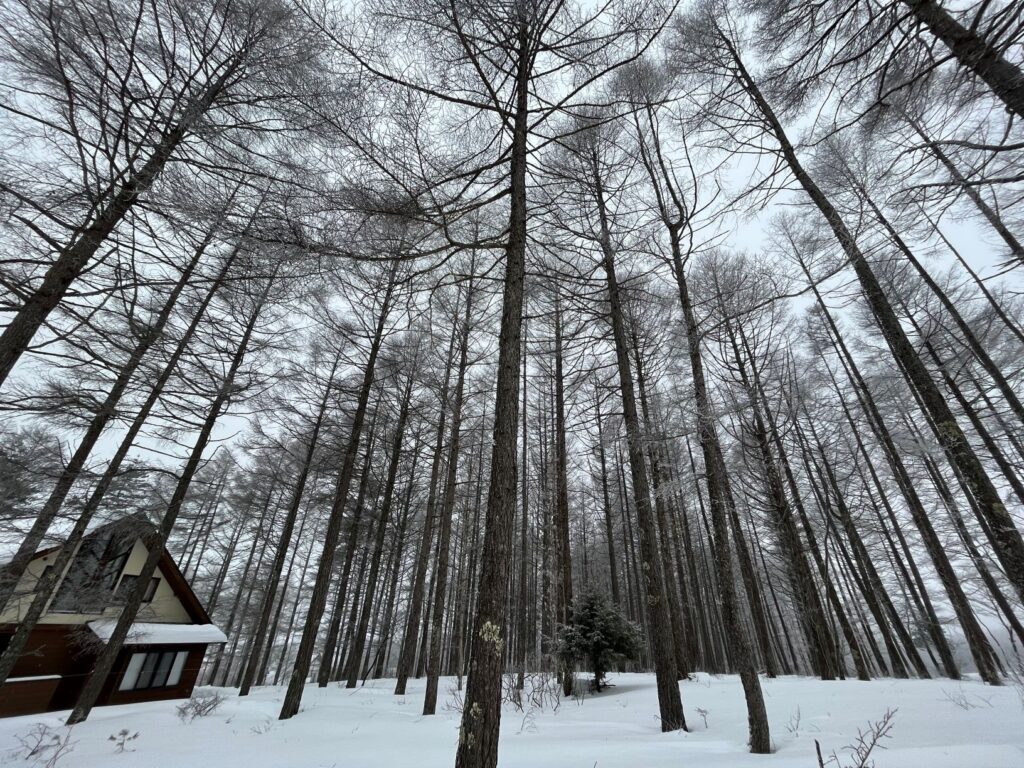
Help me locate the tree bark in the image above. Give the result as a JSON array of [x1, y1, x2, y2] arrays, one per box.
[[900, 0, 1024, 120], [454, 24, 530, 766]]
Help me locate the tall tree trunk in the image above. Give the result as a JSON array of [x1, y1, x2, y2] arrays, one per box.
[[455, 23, 530, 765], [594, 395, 622, 606], [723, 39, 1024, 603], [515, 306, 531, 689], [259, 493, 316, 687], [592, 163, 686, 731], [279, 265, 398, 720], [454, 413, 489, 689], [667, 231, 768, 749], [551, 292, 576, 695], [239, 357, 341, 695], [207, 483, 278, 687], [347, 374, 416, 688], [900, 0, 1024, 120], [66, 269, 274, 724], [803, 418, 928, 678], [425, 284, 474, 714]]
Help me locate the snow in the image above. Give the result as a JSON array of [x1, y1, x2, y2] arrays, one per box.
[[0, 674, 1021, 767], [5, 675, 61, 682], [86, 620, 227, 645]]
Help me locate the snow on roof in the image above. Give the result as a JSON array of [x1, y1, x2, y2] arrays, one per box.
[[7, 675, 61, 682], [87, 620, 227, 645]]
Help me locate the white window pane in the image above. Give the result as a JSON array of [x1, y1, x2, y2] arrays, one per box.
[[137, 652, 159, 689], [167, 651, 188, 686], [119, 653, 145, 691], [153, 651, 175, 687]]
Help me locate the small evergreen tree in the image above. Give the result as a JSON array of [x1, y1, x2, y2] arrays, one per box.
[[555, 589, 642, 692]]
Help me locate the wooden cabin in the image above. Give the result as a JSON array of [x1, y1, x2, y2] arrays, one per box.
[[0, 519, 226, 718]]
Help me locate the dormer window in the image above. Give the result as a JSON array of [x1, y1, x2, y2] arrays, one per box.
[[50, 534, 134, 613]]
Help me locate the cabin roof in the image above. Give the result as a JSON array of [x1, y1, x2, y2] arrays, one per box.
[[87, 619, 227, 645], [1, 516, 212, 625]]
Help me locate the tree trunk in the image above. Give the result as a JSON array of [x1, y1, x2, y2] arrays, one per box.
[[593, 166, 686, 731], [594, 395, 622, 607], [515, 306, 531, 689], [724, 39, 1024, 603], [900, 0, 1024, 120], [279, 265, 398, 720], [551, 292, 575, 696], [454, 25, 530, 766], [347, 374, 416, 688], [668, 231, 768, 750], [424, 284, 474, 714], [66, 269, 274, 724]]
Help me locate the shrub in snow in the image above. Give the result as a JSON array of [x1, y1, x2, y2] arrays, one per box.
[[501, 671, 561, 713], [108, 729, 139, 753], [815, 708, 897, 768], [10, 723, 76, 767], [555, 589, 641, 693], [176, 690, 225, 723]]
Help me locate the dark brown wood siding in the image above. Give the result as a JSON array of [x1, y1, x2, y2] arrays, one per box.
[[102, 645, 208, 707], [0, 625, 211, 717], [0, 678, 61, 718]]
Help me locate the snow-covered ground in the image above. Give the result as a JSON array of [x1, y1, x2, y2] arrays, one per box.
[[2, 673, 1022, 767]]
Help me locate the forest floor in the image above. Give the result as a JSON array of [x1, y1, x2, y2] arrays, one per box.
[[0, 673, 1021, 767]]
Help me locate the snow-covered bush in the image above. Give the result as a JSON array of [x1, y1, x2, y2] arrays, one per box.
[[176, 691, 224, 723], [10, 723, 76, 767]]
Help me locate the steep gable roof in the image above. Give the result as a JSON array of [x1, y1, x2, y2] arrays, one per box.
[[2, 516, 212, 625]]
